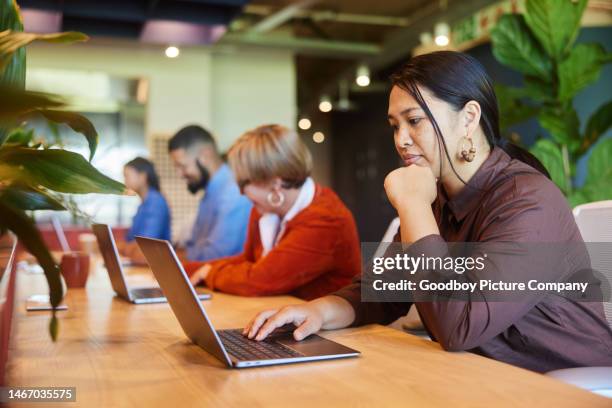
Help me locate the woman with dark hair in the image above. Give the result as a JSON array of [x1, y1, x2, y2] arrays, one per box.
[[241, 51, 612, 372], [120, 157, 171, 263]]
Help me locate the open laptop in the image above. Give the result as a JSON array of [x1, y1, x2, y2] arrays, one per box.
[[136, 236, 360, 368], [92, 224, 211, 304]]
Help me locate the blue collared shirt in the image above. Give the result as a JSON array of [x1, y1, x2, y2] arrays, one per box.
[[186, 163, 252, 261], [125, 189, 171, 242]]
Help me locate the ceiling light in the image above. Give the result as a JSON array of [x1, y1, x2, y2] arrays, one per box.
[[165, 46, 180, 58], [435, 35, 449, 46], [319, 95, 332, 113], [434, 22, 450, 47], [298, 118, 312, 130], [313, 131, 325, 144], [356, 65, 370, 87]]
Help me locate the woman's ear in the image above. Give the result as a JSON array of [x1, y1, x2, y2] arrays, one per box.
[[463, 100, 481, 136]]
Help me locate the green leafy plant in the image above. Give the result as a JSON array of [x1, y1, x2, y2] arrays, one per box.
[[490, 0, 612, 207], [0, 0, 124, 339]]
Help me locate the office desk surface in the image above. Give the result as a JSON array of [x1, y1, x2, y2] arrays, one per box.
[[6, 262, 609, 407]]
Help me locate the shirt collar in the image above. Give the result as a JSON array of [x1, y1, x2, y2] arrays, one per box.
[[258, 177, 315, 256], [282, 177, 315, 223], [445, 146, 509, 222]]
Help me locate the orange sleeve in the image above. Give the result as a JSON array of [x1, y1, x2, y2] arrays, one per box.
[[181, 254, 243, 277], [205, 216, 340, 296], [182, 261, 204, 277], [181, 209, 258, 278]]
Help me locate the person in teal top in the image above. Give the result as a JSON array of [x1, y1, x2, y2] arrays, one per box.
[[119, 157, 171, 263]]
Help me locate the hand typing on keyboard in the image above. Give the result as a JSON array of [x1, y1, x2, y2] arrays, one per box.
[[243, 304, 324, 341], [242, 297, 356, 341], [266, 323, 298, 337], [219, 329, 303, 360]]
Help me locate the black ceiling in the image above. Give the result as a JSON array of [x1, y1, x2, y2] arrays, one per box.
[[17, 0, 251, 38]]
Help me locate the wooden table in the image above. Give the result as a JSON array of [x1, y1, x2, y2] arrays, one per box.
[[6, 260, 609, 407]]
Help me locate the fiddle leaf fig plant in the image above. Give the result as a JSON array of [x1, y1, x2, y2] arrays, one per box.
[[0, 0, 125, 340], [490, 0, 612, 207]]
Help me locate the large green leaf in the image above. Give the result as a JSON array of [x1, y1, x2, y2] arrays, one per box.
[[529, 139, 567, 193], [0, 0, 24, 88], [0, 30, 88, 74], [0, 183, 65, 210], [495, 84, 540, 131], [537, 105, 580, 153], [0, 146, 125, 194], [0, 91, 97, 158], [574, 139, 612, 205], [0, 0, 22, 31], [583, 138, 612, 202], [0, 0, 101, 342], [558, 43, 609, 101], [581, 180, 612, 204], [524, 0, 588, 60], [567, 189, 589, 208], [3, 126, 33, 146], [523, 76, 555, 102], [580, 100, 612, 155], [0, 200, 62, 340], [490, 14, 551, 80], [0, 86, 64, 121], [37, 110, 98, 161], [0, 0, 25, 142]]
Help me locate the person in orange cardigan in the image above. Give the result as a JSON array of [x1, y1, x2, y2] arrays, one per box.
[[186, 124, 361, 300]]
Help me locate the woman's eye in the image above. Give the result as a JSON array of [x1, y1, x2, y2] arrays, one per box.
[[389, 124, 399, 131], [408, 118, 422, 125]]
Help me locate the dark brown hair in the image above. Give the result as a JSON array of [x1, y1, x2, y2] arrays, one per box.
[[168, 124, 217, 153], [125, 157, 161, 191], [390, 51, 550, 181]]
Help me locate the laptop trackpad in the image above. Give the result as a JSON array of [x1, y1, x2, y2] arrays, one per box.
[[277, 334, 358, 356]]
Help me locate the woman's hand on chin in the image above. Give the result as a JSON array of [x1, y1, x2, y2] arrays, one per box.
[[384, 165, 437, 210]]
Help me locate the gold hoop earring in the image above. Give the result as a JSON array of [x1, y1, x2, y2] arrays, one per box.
[[460, 136, 476, 162], [266, 191, 285, 208]]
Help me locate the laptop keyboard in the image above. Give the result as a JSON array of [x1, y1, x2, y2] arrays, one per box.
[[218, 329, 303, 361]]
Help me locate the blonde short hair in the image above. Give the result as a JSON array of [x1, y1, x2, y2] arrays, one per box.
[[228, 124, 313, 189]]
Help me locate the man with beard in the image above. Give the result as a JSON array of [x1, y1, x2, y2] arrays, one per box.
[[168, 125, 252, 261]]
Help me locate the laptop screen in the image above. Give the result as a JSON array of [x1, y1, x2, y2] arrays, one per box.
[[92, 224, 131, 299], [135, 236, 232, 367]]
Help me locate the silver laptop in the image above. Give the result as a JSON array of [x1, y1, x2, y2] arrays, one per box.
[[92, 224, 211, 304], [136, 236, 360, 368]]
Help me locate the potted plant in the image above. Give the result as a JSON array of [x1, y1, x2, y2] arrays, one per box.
[[490, 0, 611, 207], [0, 0, 125, 339]]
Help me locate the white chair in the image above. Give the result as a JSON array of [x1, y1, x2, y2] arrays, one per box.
[[373, 217, 400, 258], [373, 217, 429, 337], [573, 200, 612, 240], [572, 200, 612, 324], [547, 367, 612, 398], [545, 200, 612, 397]]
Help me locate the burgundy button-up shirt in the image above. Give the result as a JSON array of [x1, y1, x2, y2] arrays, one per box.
[[335, 147, 612, 372]]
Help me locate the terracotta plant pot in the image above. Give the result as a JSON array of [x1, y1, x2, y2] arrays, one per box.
[[60, 252, 90, 288]]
